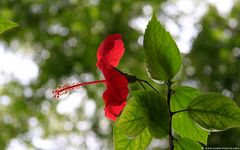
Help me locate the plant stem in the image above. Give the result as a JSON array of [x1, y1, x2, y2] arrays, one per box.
[[166, 80, 174, 150]]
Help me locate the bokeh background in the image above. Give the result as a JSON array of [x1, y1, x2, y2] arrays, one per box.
[[0, 0, 240, 149]]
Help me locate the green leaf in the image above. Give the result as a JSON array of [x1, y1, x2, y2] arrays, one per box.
[[172, 113, 209, 144], [113, 123, 152, 150], [116, 96, 148, 137], [171, 86, 200, 112], [188, 93, 240, 131], [0, 17, 18, 34], [174, 137, 202, 150], [143, 14, 181, 81], [132, 91, 169, 139], [171, 86, 209, 144]]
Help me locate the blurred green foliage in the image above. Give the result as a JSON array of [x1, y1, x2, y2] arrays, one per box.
[[0, 0, 165, 149], [0, 0, 240, 149]]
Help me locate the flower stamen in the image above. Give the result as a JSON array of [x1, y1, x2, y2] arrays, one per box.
[[52, 80, 106, 98]]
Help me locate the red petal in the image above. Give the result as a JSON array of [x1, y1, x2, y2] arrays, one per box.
[[105, 107, 117, 121], [104, 101, 127, 121], [101, 64, 128, 120], [97, 34, 125, 69]]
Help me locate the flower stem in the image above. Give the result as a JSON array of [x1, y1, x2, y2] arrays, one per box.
[[166, 80, 174, 150], [138, 80, 146, 90], [138, 79, 160, 95], [114, 68, 160, 94]]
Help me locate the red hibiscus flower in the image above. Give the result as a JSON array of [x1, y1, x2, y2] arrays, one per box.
[[53, 34, 128, 121]]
